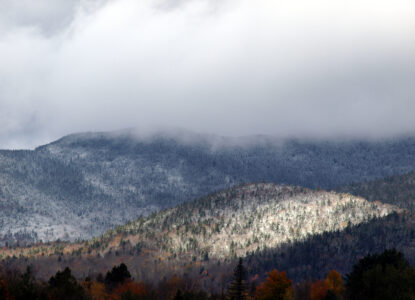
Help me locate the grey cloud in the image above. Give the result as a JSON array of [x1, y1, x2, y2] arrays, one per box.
[[0, 0, 108, 35], [0, 0, 414, 148], [154, 0, 194, 11], [0, 0, 78, 35]]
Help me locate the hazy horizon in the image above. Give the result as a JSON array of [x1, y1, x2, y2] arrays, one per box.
[[1, 0, 414, 149], [2, 126, 415, 151]]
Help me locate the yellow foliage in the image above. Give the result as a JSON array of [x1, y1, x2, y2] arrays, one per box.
[[255, 269, 294, 300], [83, 280, 107, 300], [310, 270, 345, 300], [324, 270, 345, 295]]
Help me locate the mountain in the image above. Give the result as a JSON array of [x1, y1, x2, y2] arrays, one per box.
[[337, 172, 415, 211], [0, 183, 400, 287], [2, 129, 415, 244], [96, 183, 396, 260]]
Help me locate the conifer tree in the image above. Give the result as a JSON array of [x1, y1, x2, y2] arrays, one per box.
[[345, 249, 415, 300], [173, 289, 184, 300], [104, 263, 131, 290], [227, 258, 248, 300], [48, 267, 87, 299]]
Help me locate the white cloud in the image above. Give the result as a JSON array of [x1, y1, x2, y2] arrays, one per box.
[[0, 0, 415, 148]]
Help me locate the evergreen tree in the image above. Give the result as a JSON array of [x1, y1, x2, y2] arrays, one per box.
[[10, 266, 38, 300], [48, 267, 87, 300], [173, 289, 184, 300], [345, 249, 415, 300], [105, 263, 131, 290], [226, 258, 248, 300]]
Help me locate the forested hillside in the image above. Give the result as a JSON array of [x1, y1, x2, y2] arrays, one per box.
[[0, 183, 401, 288], [95, 183, 396, 260], [338, 172, 415, 210], [2, 129, 415, 244]]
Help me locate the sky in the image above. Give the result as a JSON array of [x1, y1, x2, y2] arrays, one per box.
[[0, 0, 414, 149]]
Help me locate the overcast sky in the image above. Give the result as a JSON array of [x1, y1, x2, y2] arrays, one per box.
[[0, 0, 414, 149]]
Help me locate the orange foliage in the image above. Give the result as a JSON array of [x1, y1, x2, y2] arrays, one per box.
[[310, 280, 327, 300], [255, 269, 294, 300], [168, 274, 185, 290], [83, 280, 107, 300], [167, 274, 186, 299], [110, 280, 147, 300], [0, 279, 12, 300], [324, 270, 345, 295], [310, 270, 345, 300]]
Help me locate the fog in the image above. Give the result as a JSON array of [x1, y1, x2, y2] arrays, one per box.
[[1, 0, 414, 149]]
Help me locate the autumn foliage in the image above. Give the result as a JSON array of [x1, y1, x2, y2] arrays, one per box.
[[83, 280, 107, 300], [110, 280, 148, 299], [2, 249, 413, 300], [324, 270, 345, 296], [310, 280, 327, 300], [255, 269, 294, 300], [310, 270, 345, 300], [0, 279, 12, 300]]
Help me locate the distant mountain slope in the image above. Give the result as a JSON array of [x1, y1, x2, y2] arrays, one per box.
[[91, 183, 398, 260], [337, 172, 415, 210], [0, 183, 400, 280], [0, 183, 401, 286], [2, 129, 415, 243]]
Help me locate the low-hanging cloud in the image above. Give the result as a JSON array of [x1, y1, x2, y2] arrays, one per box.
[[0, 0, 414, 149]]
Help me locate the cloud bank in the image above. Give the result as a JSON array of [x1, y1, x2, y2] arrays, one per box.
[[0, 0, 414, 148]]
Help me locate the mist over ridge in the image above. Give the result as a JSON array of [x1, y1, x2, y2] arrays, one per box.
[[1, 0, 415, 149], [2, 1, 415, 296], [1, 128, 415, 245]]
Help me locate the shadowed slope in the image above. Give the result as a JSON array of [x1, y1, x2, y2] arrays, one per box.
[[0, 183, 403, 288], [337, 172, 415, 210], [2, 129, 415, 243]]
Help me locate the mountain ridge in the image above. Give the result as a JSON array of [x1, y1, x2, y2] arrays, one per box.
[[2, 129, 415, 244], [0, 182, 401, 286], [337, 172, 415, 210]]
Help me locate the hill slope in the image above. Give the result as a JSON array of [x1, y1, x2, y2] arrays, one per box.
[[2, 129, 415, 243], [97, 183, 396, 260], [337, 172, 415, 211], [0, 183, 400, 285]]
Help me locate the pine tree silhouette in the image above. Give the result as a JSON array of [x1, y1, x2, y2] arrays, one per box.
[[227, 258, 248, 300], [104, 263, 131, 290], [173, 289, 184, 300]]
